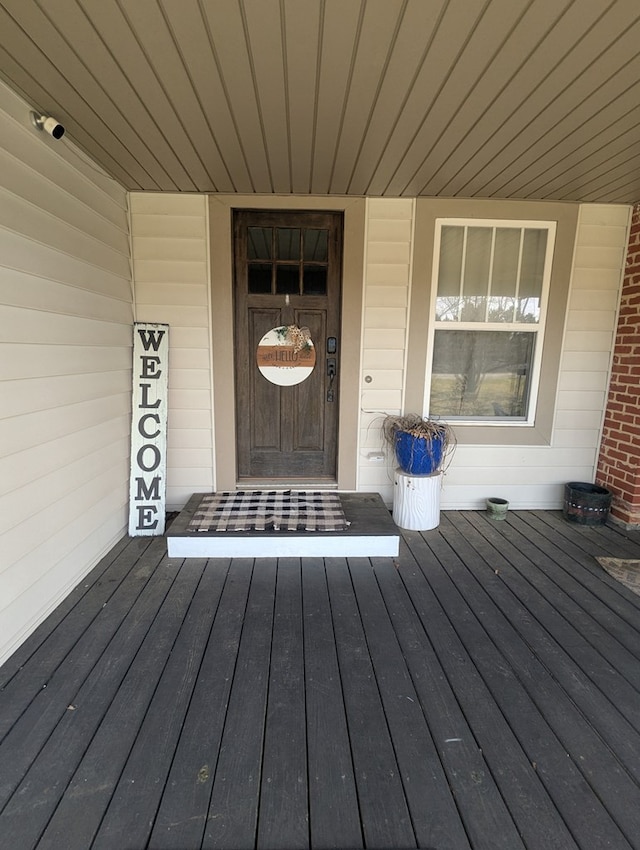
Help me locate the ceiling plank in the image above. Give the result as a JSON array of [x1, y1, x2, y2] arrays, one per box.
[[199, 0, 272, 193]]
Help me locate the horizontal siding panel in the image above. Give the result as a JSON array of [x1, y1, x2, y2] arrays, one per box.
[[166, 486, 210, 510], [570, 267, 625, 290], [558, 371, 609, 392], [166, 409, 213, 430], [167, 447, 214, 468], [367, 199, 414, 219], [578, 204, 631, 227], [168, 368, 211, 390], [167, 428, 212, 448], [0, 151, 128, 252], [131, 214, 207, 238], [0, 503, 126, 665], [364, 307, 407, 329], [560, 350, 612, 372], [169, 347, 210, 370], [129, 192, 206, 215], [361, 388, 403, 409], [552, 428, 601, 448], [579, 224, 631, 248], [0, 439, 127, 542], [1, 269, 132, 323], [440, 484, 565, 511], [167, 388, 212, 410], [0, 307, 131, 347], [568, 289, 619, 311], [166, 467, 215, 488], [0, 229, 131, 300], [573, 245, 626, 270], [554, 409, 604, 430], [450, 445, 597, 469], [366, 218, 413, 242], [0, 418, 129, 499], [360, 369, 404, 390], [365, 263, 411, 285], [166, 327, 210, 349], [366, 241, 412, 264], [132, 236, 207, 261], [556, 390, 606, 411], [363, 328, 407, 349], [0, 395, 130, 459], [135, 282, 208, 307], [565, 310, 618, 332], [563, 330, 614, 351], [132, 259, 208, 284], [0, 188, 130, 276], [2, 370, 129, 418], [365, 285, 409, 308], [0, 343, 131, 381], [362, 349, 406, 370], [1, 455, 127, 583], [134, 305, 208, 327]]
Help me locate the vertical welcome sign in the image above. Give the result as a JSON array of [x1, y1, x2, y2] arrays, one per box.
[[128, 322, 169, 536]]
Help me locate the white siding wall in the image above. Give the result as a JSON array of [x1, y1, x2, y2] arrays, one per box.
[[358, 198, 415, 504], [129, 193, 213, 509], [128, 194, 628, 513], [356, 199, 630, 509], [0, 82, 132, 665]]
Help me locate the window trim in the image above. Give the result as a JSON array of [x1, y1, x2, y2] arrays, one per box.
[[404, 199, 579, 447], [425, 218, 557, 426]]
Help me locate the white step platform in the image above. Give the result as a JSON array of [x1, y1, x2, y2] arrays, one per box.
[[167, 491, 399, 558]]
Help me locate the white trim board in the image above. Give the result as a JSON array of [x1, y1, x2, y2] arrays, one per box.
[[167, 533, 399, 558]]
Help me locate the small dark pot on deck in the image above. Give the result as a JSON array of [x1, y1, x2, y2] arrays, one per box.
[[563, 482, 612, 526]]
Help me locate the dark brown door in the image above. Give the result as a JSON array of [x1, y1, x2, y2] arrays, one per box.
[[234, 209, 343, 481]]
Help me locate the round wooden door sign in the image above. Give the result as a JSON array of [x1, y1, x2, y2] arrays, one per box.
[[256, 325, 316, 386]]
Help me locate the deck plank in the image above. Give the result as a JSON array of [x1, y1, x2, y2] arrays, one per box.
[[348, 556, 472, 850], [0, 538, 170, 812], [257, 558, 308, 850], [43, 558, 223, 850], [2, 512, 640, 850], [149, 558, 254, 850], [412, 520, 637, 850], [202, 558, 278, 850], [302, 557, 363, 849], [325, 556, 417, 849]]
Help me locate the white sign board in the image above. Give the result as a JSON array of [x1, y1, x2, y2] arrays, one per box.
[[128, 323, 169, 536]]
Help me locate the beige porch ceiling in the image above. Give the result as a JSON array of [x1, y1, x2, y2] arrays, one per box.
[[1, 0, 640, 203]]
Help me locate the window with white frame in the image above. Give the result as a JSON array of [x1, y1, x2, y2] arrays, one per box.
[[428, 220, 556, 423]]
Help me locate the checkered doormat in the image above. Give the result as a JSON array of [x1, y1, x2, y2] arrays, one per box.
[[188, 490, 349, 533]]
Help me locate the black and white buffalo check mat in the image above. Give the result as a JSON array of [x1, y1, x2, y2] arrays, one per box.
[[188, 491, 349, 533]]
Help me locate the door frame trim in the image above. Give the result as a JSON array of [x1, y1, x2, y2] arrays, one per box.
[[209, 195, 365, 491]]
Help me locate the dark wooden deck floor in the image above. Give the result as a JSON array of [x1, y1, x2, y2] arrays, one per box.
[[2, 510, 640, 850]]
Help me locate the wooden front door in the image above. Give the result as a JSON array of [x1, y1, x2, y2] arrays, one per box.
[[234, 209, 343, 481]]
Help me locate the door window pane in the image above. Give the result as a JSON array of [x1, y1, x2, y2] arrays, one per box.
[[248, 263, 272, 293], [276, 264, 299, 294], [430, 330, 535, 418], [303, 266, 327, 295], [304, 229, 328, 261], [277, 228, 301, 261], [248, 227, 272, 259]]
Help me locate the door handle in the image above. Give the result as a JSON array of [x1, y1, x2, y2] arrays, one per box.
[[326, 358, 337, 402]]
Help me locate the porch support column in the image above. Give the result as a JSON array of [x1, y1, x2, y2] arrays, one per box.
[[596, 203, 640, 526]]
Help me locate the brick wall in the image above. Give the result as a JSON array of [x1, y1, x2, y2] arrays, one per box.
[[596, 203, 640, 525]]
